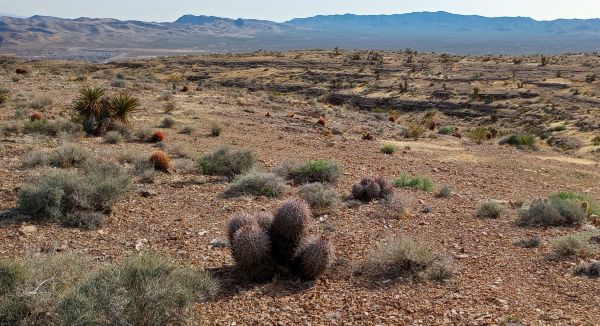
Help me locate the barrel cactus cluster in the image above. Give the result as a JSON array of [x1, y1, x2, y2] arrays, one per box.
[[228, 199, 332, 281], [352, 176, 394, 202]]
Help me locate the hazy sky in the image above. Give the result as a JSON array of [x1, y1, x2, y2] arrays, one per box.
[[3, 0, 600, 22]]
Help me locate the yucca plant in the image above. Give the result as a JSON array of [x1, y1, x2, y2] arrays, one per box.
[[107, 92, 141, 125], [73, 86, 110, 134]]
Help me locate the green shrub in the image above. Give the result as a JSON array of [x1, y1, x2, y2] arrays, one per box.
[[517, 198, 587, 227], [224, 171, 286, 198], [289, 159, 342, 184], [18, 162, 130, 228], [549, 191, 600, 216], [438, 126, 454, 135], [23, 119, 49, 134], [59, 253, 219, 325], [198, 146, 256, 178], [298, 182, 341, 214], [364, 236, 452, 281], [380, 143, 397, 154], [499, 132, 537, 150], [23, 119, 82, 136], [393, 174, 434, 192], [475, 201, 503, 219]]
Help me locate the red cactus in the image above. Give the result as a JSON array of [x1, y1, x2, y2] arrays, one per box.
[[30, 112, 44, 121], [149, 150, 171, 172], [151, 131, 165, 143]]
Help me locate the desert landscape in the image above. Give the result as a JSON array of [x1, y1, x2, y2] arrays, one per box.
[[1, 50, 600, 324]]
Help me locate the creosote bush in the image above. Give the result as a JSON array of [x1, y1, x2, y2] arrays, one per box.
[[18, 162, 130, 229], [352, 176, 394, 202], [475, 201, 503, 219], [298, 182, 341, 215], [224, 171, 286, 198], [287, 159, 342, 184], [363, 236, 453, 282], [198, 146, 256, 178], [517, 198, 587, 227], [393, 174, 434, 192], [227, 199, 332, 281]]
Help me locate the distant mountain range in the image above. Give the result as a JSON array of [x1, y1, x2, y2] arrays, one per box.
[[2, 11, 600, 57]]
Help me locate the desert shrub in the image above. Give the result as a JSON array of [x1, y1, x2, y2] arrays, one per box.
[[168, 142, 196, 158], [23, 119, 49, 134], [48, 144, 92, 168], [549, 191, 600, 216], [110, 79, 126, 87], [271, 160, 295, 179], [467, 127, 489, 144], [517, 198, 587, 227], [224, 171, 286, 198], [438, 126, 454, 135], [0, 254, 94, 325], [289, 159, 342, 184], [160, 116, 176, 128], [18, 162, 130, 227], [0, 88, 9, 104], [514, 236, 541, 248], [552, 234, 596, 259], [404, 122, 426, 139], [21, 151, 50, 168], [574, 262, 600, 278], [393, 174, 434, 192], [103, 131, 123, 144], [499, 132, 537, 150], [60, 211, 106, 230], [134, 128, 153, 142], [59, 253, 219, 325], [352, 176, 394, 202], [475, 201, 503, 219], [298, 182, 341, 214], [380, 143, 397, 154], [198, 146, 256, 178], [210, 123, 222, 137], [436, 185, 453, 198], [363, 236, 452, 281], [30, 97, 53, 110], [149, 150, 172, 172], [227, 199, 331, 281], [180, 125, 195, 135], [151, 130, 165, 143], [376, 193, 412, 219]]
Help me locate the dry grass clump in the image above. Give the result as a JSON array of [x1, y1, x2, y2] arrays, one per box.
[[23, 119, 82, 136], [551, 233, 597, 259], [198, 146, 256, 178], [18, 162, 130, 229], [298, 182, 341, 215], [475, 201, 503, 219], [0, 253, 219, 325], [103, 130, 123, 144], [363, 236, 453, 282], [498, 132, 537, 150], [375, 193, 413, 219], [224, 171, 287, 198], [436, 185, 453, 198], [160, 116, 176, 128], [516, 198, 587, 227], [228, 199, 332, 281], [210, 123, 222, 137]]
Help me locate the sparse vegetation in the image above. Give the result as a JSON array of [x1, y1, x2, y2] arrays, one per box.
[[393, 174, 434, 192], [363, 236, 453, 282], [499, 132, 537, 150], [198, 146, 256, 178], [380, 143, 397, 154], [436, 185, 453, 198], [225, 171, 287, 198], [298, 182, 341, 214], [160, 116, 176, 128], [475, 201, 503, 219], [517, 198, 587, 227], [288, 159, 342, 184], [210, 123, 222, 137], [551, 233, 597, 259], [103, 130, 123, 144]]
